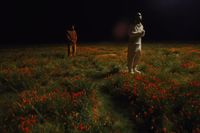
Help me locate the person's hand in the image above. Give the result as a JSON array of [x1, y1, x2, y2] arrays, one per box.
[[141, 30, 145, 36], [141, 30, 145, 34]]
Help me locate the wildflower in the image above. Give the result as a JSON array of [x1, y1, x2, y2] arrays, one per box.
[[148, 107, 153, 114], [20, 116, 25, 122], [152, 95, 157, 100], [72, 90, 84, 99], [144, 112, 148, 117], [148, 82, 158, 89], [162, 127, 167, 133], [23, 127, 29, 133], [53, 88, 60, 93], [133, 81, 137, 96], [181, 61, 196, 69], [22, 99, 30, 105], [40, 95, 47, 102], [18, 67, 32, 77], [190, 81, 200, 87], [79, 123, 85, 131], [135, 74, 143, 81], [189, 49, 200, 53], [93, 106, 98, 122]]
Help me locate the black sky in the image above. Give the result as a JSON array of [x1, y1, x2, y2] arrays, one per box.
[[1, 0, 200, 44]]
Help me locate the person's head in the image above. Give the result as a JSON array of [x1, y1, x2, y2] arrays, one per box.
[[134, 12, 142, 24], [67, 25, 75, 30], [71, 25, 75, 30]]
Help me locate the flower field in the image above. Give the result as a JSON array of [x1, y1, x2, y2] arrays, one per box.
[[0, 43, 200, 133]]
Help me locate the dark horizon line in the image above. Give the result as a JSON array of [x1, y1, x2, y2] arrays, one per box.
[[1, 40, 200, 48]]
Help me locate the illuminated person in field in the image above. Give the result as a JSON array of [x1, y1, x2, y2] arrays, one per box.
[[127, 12, 145, 74], [66, 25, 77, 57]]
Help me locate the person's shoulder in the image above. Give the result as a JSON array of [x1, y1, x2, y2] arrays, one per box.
[[72, 30, 77, 34], [68, 30, 73, 34]]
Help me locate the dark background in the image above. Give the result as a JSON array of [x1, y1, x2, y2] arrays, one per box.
[[1, 0, 200, 44]]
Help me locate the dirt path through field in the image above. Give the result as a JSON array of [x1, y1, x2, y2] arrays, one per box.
[[92, 78, 138, 133]]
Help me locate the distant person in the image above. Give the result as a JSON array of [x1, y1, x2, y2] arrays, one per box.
[[127, 12, 145, 74], [66, 25, 77, 57]]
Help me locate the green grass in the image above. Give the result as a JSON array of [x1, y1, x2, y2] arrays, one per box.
[[0, 43, 200, 133]]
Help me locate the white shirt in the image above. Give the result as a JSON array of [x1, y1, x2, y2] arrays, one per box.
[[129, 23, 145, 45]]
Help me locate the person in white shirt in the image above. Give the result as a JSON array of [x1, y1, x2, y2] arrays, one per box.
[[127, 12, 145, 74]]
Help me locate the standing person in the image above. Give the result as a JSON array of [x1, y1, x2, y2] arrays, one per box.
[[127, 12, 145, 74], [66, 25, 77, 57]]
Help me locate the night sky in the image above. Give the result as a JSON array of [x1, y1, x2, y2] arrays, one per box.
[[1, 0, 200, 44]]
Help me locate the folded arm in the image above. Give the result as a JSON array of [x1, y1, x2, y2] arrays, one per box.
[[129, 30, 144, 38]]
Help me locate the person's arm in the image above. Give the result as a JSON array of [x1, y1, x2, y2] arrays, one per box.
[[74, 31, 77, 41], [129, 25, 144, 37], [130, 31, 144, 37], [141, 30, 145, 37], [67, 35, 71, 41], [66, 31, 72, 41]]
